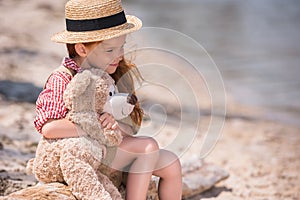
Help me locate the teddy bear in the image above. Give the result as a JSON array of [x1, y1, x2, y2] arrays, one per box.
[[27, 67, 137, 200]]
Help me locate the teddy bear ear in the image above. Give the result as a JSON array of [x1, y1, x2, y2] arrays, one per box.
[[69, 70, 92, 95], [64, 70, 92, 108]]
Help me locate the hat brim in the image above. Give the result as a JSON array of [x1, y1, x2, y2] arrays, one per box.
[[51, 15, 142, 44]]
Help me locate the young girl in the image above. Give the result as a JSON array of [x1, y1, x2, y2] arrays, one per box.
[[34, 0, 182, 199]]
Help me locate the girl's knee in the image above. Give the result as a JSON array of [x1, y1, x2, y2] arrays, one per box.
[[164, 159, 182, 179], [172, 159, 182, 174], [165, 152, 181, 173], [156, 150, 182, 175], [141, 137, 159, 153]]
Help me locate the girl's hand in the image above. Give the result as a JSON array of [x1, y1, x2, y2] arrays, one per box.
[[99, 112, 118, 130]]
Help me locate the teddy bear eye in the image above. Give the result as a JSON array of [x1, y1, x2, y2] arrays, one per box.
[[109, 92, 113, 96]]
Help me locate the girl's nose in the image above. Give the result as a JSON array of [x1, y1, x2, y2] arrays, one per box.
[[119, 48, 124, 58], [116, 53, 123, 62], [113, 47, 124, 63]]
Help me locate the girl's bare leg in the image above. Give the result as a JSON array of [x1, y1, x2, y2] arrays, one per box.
[[153, 149, 182, 200], [111, 136, 159, 200]]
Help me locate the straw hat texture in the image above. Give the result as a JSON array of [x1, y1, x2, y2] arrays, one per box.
[[51, 0, 142, 43]]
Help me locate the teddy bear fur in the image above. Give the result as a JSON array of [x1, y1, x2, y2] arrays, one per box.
[[27, 68, 124, 200]]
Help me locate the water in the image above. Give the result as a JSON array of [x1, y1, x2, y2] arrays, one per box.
[[124, 0, 300, 126]]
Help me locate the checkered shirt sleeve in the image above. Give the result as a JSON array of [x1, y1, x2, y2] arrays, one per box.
[[34, 71, 72, 133]]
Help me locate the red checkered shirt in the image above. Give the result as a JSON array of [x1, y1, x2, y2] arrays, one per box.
[[34, 57, 82, 133]]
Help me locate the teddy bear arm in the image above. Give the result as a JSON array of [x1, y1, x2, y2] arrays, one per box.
[[69, 112, 108, 145]]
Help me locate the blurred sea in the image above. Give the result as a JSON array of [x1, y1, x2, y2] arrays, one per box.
[[124, 0, 300, 126]]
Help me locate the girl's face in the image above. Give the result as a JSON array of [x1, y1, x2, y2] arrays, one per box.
[[85, 35, 126, 74]]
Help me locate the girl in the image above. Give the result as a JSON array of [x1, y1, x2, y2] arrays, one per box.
[[34, 0, 182, 199]]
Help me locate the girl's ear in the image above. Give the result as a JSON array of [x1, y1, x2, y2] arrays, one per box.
[[74, 43, 88, 57]]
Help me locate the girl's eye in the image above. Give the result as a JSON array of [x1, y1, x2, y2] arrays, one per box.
[[106, 49, 113, 53]]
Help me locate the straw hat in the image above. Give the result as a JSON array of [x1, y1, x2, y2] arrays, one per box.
[[51, 0, 142, 43]]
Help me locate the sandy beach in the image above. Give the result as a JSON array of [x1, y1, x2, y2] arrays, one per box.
[[1, 0, 300, 199]]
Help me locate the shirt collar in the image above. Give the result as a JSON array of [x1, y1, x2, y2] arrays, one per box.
[[62, 57, 82, 73]]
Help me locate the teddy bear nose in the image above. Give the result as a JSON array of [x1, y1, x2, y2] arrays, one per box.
[[127, 93, 138, 105]]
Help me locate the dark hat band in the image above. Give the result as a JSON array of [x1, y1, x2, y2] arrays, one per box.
[[66, 11, 127, 32]]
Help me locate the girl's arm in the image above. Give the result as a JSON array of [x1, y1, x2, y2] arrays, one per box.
[[42, 113, 134, 139], [41, 118, 86, 139]]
